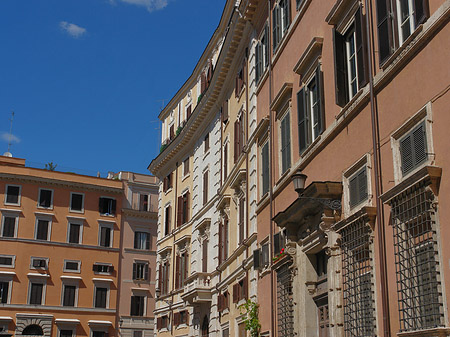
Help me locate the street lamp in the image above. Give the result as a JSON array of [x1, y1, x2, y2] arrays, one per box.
[[291, 170, 342, 210]]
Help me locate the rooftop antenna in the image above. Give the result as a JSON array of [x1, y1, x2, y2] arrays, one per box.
[[7, 111, 15, 153]]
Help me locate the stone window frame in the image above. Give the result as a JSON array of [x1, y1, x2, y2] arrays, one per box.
[[34, 214, 52, 241], [4, 184, 21, 206], [1, 211, 19, 238], [0, 273, 13, 304], [27, 277, 47, 305], [60, 277, 80, 307], [391, 102, 434, 184], [67, 217, 84, 245]]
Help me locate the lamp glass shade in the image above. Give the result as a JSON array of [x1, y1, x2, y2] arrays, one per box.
[[292, 172, 307, 193]]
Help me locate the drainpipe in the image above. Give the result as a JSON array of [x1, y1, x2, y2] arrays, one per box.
[[364, 0, 391, 335], [267, 0, 276, 336]]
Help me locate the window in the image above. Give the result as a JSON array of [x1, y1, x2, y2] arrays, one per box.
[[222, 328, 230, 337], [339, 215, 375, 336], [35, 219, 50, 241], [176, 191, 190, 227], [255, 23, 269, 84], [333, 6, 368, 107], [238, 197, 245, 244], [315, 250, 328, 279], [139, 194, 149, 212], [202, 239, 208, 273], [175, 252, 189, 289], [29, 282, 44, 305], [235, 61, 246, 97], [38, 189, 53, 208], [93, 263, 114, 274], [64, 260, 81, 272], [183, 157, 190, 176], [5, 185, 20, 205], [0, 255, 14, 267], [133, 331, 143, 337], [376, 0, 429, 64], [222, 99, 229, 124], [68, 222, 82, 244], [1, 215, 17, 237], [163, 173, 173, 193], [218, 291, 230, 312], [280, 112, 291, 174], [277, 263, 294, 337], [219, 215, 229, 264], [31, 257, 48, 270], [186, 105, 192, 119], [94, 286, 108, 308], [349, 167, 368, 208], [234, 113, 245, 162], [60, 330, 73, 337], [204, 133, 210, 153], [297, 66, 325, 154], [156, 316, 169, 330], [98, 197, 116, 216], [0, 281, 9, 303], [261, 141, 270, 196], [92, 331, 105, 337], [388, 181, 444, 331], [130, 295, 145, 316], [134, 231, 150, 250], [133, 261, 149, 281], [174, 310, 189, 326], [253, 243, 270, 270], [274, 230, 286, 255], [399, 121, 427, 176], [272, 0, 290, 51], [158, 262, 170, 296], [70, 193, 84, 212], [99, 225, 112, 248], [203, 170, 209, 206], [223, 142, 228, 181], [164, 205, 171, 236], [62, 284, 77, 306], [232, 276, 248, 303]]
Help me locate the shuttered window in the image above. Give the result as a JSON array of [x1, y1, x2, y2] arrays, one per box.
[[133, 262, 149, 281], [273, 0, 290, 51], [0, 281, 9, 304], [239, 198, 245, 244], [2, 216, 16, 237], [256, 23, 269, 84], [333, 6, 369, 107], [349, 167, 368, 208], [5, 185, 20, 204], [280, 112, 291, 174], [70, 193, 83, 212], [68, 223, 81, 244], [261, 142, 270, 196], [203, 171, 209, 205], [202, 239, 208, 272], [36, 219, 49, 240], [223, 142, 228, 181], [62, 285, 76, 306], [131, 295, 145, 316], [164, 205, 171, 235], [38, 189, 53, 208], [400, 122, 427, 175], [99, 197, 116, 215], [94, 287, 107, 308], [297, 67, 325, 155], [99, 226, 112, 247], [219, 216, 229, 265], [29, 283, 44, 305], [134, 232, 150, 250]]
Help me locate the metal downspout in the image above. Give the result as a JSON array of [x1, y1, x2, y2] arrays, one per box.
[[364, 0, 391, 335]]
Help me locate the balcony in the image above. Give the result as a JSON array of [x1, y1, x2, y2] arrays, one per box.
[[181, 272, 213, 305]]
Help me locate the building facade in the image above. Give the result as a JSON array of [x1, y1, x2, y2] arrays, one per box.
[[116, 172, 158, 337], [150, 0, 450, 336], [0, 156, 123, 337]]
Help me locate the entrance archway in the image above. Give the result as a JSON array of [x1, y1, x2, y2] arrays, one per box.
[[22, 325, 44, 336]]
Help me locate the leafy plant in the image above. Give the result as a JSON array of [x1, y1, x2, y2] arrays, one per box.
[[239, 299, 261, 337], [176, 126, 182, 136], [197, 93, 203, 104], [272, 248, 286, 262], [160, 144, 168, 153], [45, 162, 57, 171]]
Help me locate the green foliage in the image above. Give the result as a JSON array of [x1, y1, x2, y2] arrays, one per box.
[[45, 162, 57, 171], [197, 93, 203, 104], [176, 126, 182, 136], [160, 144, 168, 153], [239, 299, 261, 337]]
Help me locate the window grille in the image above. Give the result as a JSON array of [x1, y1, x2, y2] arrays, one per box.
[[390, 182, 444, 331], [276, 261, 294, 337], [340, 216, 376, 336]]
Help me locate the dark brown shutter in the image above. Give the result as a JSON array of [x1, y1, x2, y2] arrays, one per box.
[[224, 217, 228, 259], [201, 72, 207, 93], [132, 263, 137, 280], [163, 177, 167, 192], [274, 232, 281, 255], [233, 284, 239, 303], [175, 255, 181, 289], [414, 0, 429, 25], [333, 28, 348, 107], [297, 88, 308, 154], [376, 0, 393, 64], [218, 220, 223, 265], [144, 263, 149, 280], [99, 197, 104, 213], [355, 6, 369, 89], [185, 191, 190, 222], [202, 239, 208, 272], [218, 294, 223, 312], [174, 312, 179, 326], [177, 196, 183, 227], [316, 67, 325, 135], [157, 317, 161, 330], [184, 252, 189, 282], [145, 234, 150, 250], [158, 265, 162, 290], [187, 105, 192, 119], [239, 198, 245, 244], [234, 120, 239, 162], [222, 100, 229, 122], [203, 171, 208, 205], [243, 276, 248, 299], [253, 249, 261, 269], [185, 311, 190, 325]]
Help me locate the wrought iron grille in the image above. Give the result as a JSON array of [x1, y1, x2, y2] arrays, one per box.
[[390, 182, 444, 331], [277, 262, 294, 337], [340, 216, 376, 336]]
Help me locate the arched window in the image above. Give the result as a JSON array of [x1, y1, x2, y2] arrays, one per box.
[[22, 325, 44, 335]]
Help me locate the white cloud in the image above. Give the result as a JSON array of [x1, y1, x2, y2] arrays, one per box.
[[1, 132, 20, 143], [113, 0, 168, 12], [59, 21, 87, 38]]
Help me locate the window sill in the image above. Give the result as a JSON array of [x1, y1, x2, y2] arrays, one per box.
[[164, 188, 173, 196], [300, 134, 322, 159], [397, 327, 450, 337], [175, 324, 188, 330], [3, 202, 20, 207], [37, 206, 53, 211], [69, 209, 84, 215], [203, 150, 210, 160], [181, 173, 190, 182], [255, 70, 269, 96]]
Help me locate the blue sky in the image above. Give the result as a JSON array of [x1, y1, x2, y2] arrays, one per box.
[[0, 0, 225, 176]]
